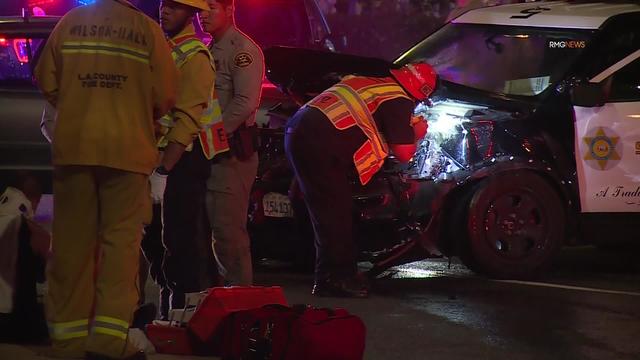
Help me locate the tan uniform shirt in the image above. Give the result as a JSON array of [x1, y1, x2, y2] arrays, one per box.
[[164, 24, 215, 146], [209, 26, 264, 134], [34, 0, 178, 175]]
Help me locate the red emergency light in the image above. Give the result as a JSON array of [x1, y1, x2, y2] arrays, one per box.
[[13, 39, 31, 63], [32, 7, 46, 16], [0, 38, 7, 46], [28, 0, 56, 6]]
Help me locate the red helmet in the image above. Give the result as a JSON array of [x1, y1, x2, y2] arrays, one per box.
[[390, 62, 437, 101]]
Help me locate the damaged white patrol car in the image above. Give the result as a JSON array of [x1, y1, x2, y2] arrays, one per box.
[[398, 0, 640, 277], [263, 1, 640, 278]]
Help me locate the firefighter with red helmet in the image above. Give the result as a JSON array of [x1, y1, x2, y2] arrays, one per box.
[[284, 63, 436, 298]]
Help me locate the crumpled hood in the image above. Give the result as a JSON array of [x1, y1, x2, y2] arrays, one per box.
[[406, 79, 539, 180], [409, 98, 516, 179]]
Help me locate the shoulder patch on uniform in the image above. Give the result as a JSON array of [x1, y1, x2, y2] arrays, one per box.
[[234, 52, 253, 68]]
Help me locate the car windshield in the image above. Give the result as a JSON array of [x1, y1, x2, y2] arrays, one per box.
[[235, 0, 312, 49], [395, 23, 593, 96]]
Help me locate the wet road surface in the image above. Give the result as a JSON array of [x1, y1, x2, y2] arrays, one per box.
[[2, 206, 638, 360], [255, 246, 640, 360]]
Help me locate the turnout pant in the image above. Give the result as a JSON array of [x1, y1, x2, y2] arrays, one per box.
[[284, 109, 358, 283], [162, 140, 217, 313], [206, 152, 258, 286], [47, 165, 150, 359]]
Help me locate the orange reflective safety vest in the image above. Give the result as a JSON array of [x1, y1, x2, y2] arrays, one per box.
[[307, 76, 412, 185], [157, 34, 229, 159]]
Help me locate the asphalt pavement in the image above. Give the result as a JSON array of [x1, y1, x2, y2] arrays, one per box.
[[260, 248, 640, 360], [2, 196, 639, 359], [2, 246, 638, 360]]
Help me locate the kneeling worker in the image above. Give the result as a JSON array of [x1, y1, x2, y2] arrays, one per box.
[[284, 63, 435, 298]]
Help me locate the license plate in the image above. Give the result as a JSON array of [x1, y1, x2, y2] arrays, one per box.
[[262, 192, 294, 218]]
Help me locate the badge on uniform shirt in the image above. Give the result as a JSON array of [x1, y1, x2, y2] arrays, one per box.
[[234, 52, 253, 68]]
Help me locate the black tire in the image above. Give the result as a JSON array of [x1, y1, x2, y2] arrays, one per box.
[[460, 171, 565, 279]]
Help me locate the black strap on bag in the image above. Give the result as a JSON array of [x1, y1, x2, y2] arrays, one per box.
[[246, 320, 274, 360], [239, 304, 343, 360], [244, 304, 290, 360]]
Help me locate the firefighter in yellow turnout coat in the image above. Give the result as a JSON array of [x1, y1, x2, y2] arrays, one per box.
[[34, 0, 178, 359], [143, 0, 229, 321]]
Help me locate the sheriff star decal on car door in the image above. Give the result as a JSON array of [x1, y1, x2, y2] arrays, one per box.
[[583, 127, 622, 171]]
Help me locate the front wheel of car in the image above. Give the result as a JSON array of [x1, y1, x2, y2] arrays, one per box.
[[460, 171, 565, 279]]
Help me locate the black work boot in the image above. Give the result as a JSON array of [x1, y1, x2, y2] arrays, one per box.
[[131, 303, 157, 330], [312, 275, 369, 298]]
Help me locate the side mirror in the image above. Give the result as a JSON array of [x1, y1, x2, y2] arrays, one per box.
[[322, 33, 347, 52], [570, 81, 607, 107], [323, 38, 336, 52]]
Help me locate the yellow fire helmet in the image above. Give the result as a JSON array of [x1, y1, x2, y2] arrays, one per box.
[[172, 0, 210, 11]]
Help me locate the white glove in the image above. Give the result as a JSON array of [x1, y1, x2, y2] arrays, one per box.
[[149, 169, 168, 204]]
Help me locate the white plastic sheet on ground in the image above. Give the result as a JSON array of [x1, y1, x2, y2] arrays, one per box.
[[0, 187, 34, 314]]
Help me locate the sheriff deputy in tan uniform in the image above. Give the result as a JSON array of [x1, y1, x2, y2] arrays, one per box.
[[34, 0, 178, 359], [199, 0, 264, 286]]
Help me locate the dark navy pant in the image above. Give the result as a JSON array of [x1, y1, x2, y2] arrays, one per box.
[[284, 108, 358, 283]]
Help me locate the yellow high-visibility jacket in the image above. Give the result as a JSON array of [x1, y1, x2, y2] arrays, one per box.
[[307, 76, 411, 185], [156, 24, 228, 159]]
